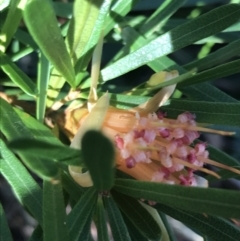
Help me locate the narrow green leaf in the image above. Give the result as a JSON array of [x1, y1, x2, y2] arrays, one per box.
[[140, 0, 188, 37], [161, 99, 240, 126], [23, 0, 75, 87], [66, 0, 103, 62], [0, 0, 22, 52], [0, 99, 59, 180], [96, 196, 110, 241], [103, 195, 131, 241], [0, 139, 43, 226], [156, 203, 240, 241], [104, 0, 139, 35], [114, 179, 240, 218], [180, 59, 240, 87], [101, 4, 240, 81], [8, 138, 83, 166], [180, 82, 237, 102], [82, 130, 115, 191], [43, 181, 70, 241], [112, 25, 236, 103], [184, 38, 240, 71], [67, 187, 97, 241], [74, 0, 111, 73], [0, 202, 13, 241], [121, 212, 148, 241], [36, 52, 50, 123], [112, 190, 162, 240], [0, 53, 36, 96], [28, 226, 43, 241]]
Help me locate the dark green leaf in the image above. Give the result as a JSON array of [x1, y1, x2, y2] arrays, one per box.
[[180, 59, 240, 87], [82, 130, 115, 191], [96, 196, 110, 241], [112, 190, 161, 240], [161, 99, 240, 126], [0, 53, 36, 96], [8, 138, 83, 166], [140, 0, 188, 37], [67, 188, 97, 241], [0, 139, 43, 226], [121, 212, 148, 241], [101, 4, 240, 81], [28, 226, 43, 241], [180, 82, 237, 102], [43, 181, 69, 241], [23, 0, 75, 87], [156, 203, 240, 241], [0, 202, 13, 241], [103, 195, 131, 241], [184, 39, 240, 71], [114, 179, 240, 218]]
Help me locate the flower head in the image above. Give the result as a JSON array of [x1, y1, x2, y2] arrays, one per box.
[[57, 70, 239, 188]]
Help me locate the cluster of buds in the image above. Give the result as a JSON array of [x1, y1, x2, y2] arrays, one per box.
[[115, 111, 219, 186]]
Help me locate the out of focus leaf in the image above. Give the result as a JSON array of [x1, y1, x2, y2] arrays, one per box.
[[43, 181, 69, 241], [8, 138, 83, 166], [0, 0, 22, 52], [82, 130, 115, 191], [28, 226, 43, 241], [0, 202, 13, 241]]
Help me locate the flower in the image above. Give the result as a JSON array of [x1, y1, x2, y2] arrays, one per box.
[[56, 70, 240, 188]]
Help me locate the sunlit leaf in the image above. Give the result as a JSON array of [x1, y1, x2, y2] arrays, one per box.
[[0, 139, 43, 226], [0, 0, 22, 52], [0, 99, 59, 180], [23, 0, 75, 87], [101, 4, 240, 81], [0, 53, 36, 96]]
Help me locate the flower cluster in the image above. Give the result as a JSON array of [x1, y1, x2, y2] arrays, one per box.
[[114, 111, 210, 186]]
